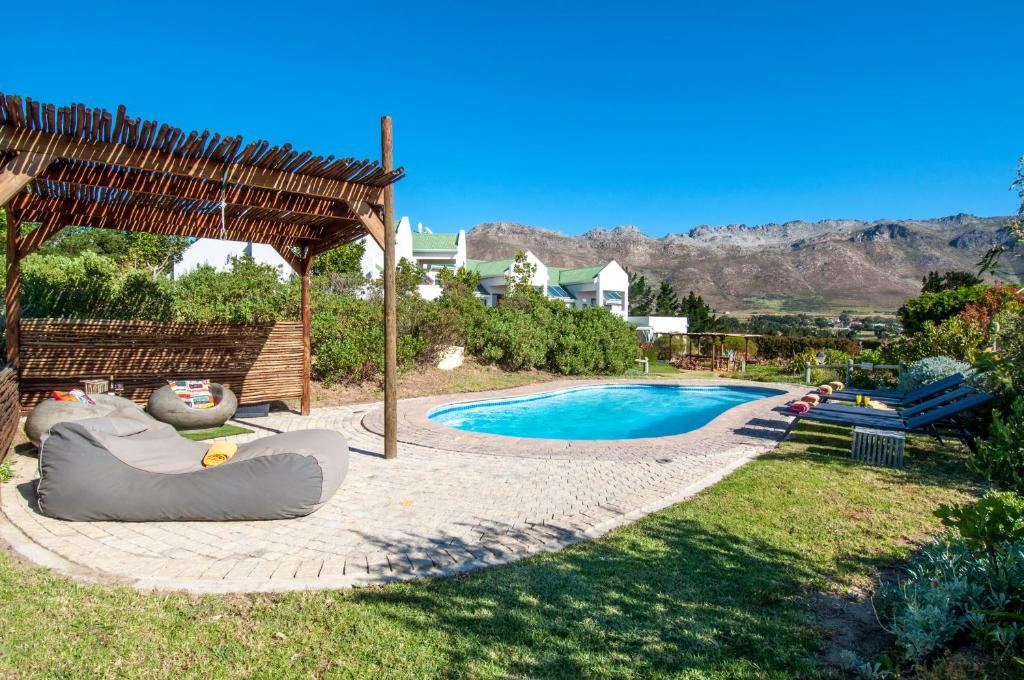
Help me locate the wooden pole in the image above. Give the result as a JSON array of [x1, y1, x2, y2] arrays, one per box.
[[5, 207, 20, 368], [381, 116, 397, 460], [300, 247, 313, 416]]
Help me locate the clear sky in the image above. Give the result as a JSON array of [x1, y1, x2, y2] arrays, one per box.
[[4, 1, 1021, 236]]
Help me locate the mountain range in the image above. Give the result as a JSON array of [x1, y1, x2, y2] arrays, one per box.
[[465, 214, 1022, 314]]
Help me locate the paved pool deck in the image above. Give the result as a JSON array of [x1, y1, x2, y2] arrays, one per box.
[[0, 378, 806, 593]]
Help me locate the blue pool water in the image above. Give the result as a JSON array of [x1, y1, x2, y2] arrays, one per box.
[[428, 384, 783, 440]]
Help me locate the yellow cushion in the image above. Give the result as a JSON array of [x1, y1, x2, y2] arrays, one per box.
[[202, 441, 238, 467]]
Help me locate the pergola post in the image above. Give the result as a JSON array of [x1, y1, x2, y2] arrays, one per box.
[[300, 247, 313, 416], [4, 207, 20, 368], [381, 116, 397, 460]]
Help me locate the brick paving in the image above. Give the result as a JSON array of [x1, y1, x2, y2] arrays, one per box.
[[0, 379, 805, 593]]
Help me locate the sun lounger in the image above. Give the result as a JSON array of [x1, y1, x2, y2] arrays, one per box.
[[811, 384, 977, 420], [823, 373, 965, 406], [794, 390, 992, 450]]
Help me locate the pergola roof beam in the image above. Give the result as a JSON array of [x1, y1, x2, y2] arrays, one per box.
[[0, 127, 392, 205], [39, 161, 358, 222]]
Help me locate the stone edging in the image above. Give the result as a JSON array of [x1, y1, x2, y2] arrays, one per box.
[[362, 377, 807, 460]]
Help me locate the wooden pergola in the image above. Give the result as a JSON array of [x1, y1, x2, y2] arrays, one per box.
[[683, 332, 763, 369], [1, 93, 403, 458]]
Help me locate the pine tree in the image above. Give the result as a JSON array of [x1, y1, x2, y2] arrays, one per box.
[[628, 271, 654, 315], [677, 290, 720, 332], [654, 280, 679, 316]]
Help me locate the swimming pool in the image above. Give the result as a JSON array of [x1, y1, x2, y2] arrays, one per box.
[[428, 384, 783, 440]]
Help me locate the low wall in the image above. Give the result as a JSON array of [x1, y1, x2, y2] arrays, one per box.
[[19, 319, 303, 410]]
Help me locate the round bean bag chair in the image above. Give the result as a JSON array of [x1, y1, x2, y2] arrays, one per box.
[[25, 394, 141, 447], [36, 411, 349, 521], [147, 383, 238, 430]]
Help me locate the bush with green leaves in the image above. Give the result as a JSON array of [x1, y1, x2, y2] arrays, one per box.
[[897, 284, 989, 335], [21, 251, 175, 320], [472, 301, 555, 371], [548, 305, 639, 375], [754, 335, 858, 360], [897, 356, 972, 392], [971, 396, 1024, 494], [882, 316, 986, 364], [171, 257, 299, 322], [875, 504, 1024, 663]]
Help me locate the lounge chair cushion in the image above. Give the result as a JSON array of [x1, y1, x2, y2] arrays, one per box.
[[36, 413, 348, 522]]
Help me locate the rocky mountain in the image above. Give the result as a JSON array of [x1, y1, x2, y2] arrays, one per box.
[[466, 214, 1021, 314]]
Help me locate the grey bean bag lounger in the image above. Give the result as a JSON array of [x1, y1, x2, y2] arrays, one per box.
[[36, 402, 348, 522]]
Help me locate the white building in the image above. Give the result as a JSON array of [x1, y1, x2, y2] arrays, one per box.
[[359, 216, 467, 300], [464, 254, 631, 319], [172, 239, 291, 281]]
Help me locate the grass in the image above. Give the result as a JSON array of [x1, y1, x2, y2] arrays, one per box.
[[0, 422, 986, 678], [178, 424, 254, 441]]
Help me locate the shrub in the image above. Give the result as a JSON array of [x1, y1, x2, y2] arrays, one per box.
[[171, 257, 299, 322], [20, 251, 176, 320], [875, 524, 1024, 663], [898, 356, 972, 392], [972, 396, 1024, 494], [898, 285, 989, 335], [473, 303, 553, 370], [755, 335, 858, 360], [936, 491, 1024, 571], [548, 306, 639, 375], [882, 316, 985, 364]]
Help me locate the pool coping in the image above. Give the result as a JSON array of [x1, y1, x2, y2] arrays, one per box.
[[362, 378, 809, 460]]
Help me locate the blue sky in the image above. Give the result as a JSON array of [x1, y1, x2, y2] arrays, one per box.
[[4, 1, 1021, 236]]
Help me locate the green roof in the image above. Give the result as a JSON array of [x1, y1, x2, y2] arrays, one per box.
[[465, 258, 514, 278], [411, 232, 460, 250], [550, 264, 606, 286]]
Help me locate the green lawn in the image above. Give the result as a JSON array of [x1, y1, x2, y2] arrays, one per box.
[[178, 424, 254, 441], [0, 423, 985, 678]]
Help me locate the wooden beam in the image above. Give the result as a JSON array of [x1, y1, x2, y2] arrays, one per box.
[[381, 116, 397, 460], [310, 222, 369, 256], [300, 247, 313, 416], [41, 162, 358, 222], [347, 199, 387, 249], [0, 152, 52, 205], [16, 209, 311, 251], [20, 218, 66, 257], [273, 245, 302, 275], [0, 127, 385, 205], [14, 199, 325, 242], [5, 208, 21, 367], [12, 194, 330, 241]]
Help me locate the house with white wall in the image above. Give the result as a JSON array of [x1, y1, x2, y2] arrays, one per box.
[[172, 239, 291, 281], [464, 255, 631, 318], [359, 216, 467, 300]]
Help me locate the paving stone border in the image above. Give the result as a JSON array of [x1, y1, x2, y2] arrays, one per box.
[[363, 377, 806, 460], [0, 378, 806, 593]]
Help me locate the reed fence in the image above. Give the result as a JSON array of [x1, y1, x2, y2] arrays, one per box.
[[0, 365, 19, 456], [18, 319, 303, 410]]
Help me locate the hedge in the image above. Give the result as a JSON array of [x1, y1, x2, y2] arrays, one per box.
[[755, 335, 861, 360]]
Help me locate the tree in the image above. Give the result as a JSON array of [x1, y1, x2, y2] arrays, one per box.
[[922, 270, 983, 293], [502, 251, 542, 307], [311, 240, 366, 278], [37, 227, 189, 277], [677, 290, 720, 332], [628, 271, 654, 315], [654, 280, 678, 316]]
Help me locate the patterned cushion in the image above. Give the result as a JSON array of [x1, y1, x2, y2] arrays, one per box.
[[166, 380, 215, 409], [52, 389, 95, 405]]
